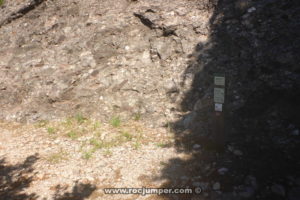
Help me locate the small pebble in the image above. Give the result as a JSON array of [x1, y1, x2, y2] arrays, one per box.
[[213, 182, 221, 190]]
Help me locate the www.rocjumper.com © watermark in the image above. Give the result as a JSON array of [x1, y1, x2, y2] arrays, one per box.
[[104, 187, 202, 196]]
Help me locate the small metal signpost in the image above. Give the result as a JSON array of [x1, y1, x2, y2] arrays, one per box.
[[213, 74, 225, 150]]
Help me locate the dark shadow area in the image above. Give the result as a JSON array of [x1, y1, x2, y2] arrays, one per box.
[[0, 154, 96, 200], [0, 154, 39, 200], [52, 182, 96, 200], [159, 0, 300, 199]]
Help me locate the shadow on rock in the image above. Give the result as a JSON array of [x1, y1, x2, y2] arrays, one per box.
[[0, 154, 39, 200], [158, 0, 300, 199], [0, 154, 97, 200], [53, 182, 96, 200]]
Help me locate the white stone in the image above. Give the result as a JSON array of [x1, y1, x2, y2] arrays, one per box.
[[228, 145, 234, 152], [291, 129, 299, 136], [247, 7, 256, 13], [271, 184, 285, 196], [233, 150, 243, 156], [239, 186, 255, 198], [213, 182, 221, 190], [218, 167, 228, 175], [193, 144, 201, 149]]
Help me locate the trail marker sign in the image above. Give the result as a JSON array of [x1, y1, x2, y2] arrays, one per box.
[[214, 76, 225, 86], [213, 74, 226, 150], [215, 103, 223, 112], [214, 74, 225, 110], [214, 88, 225, 104]]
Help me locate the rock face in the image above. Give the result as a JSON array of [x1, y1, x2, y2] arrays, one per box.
[[0, 0, 299, 130], [0, 0, 215, 125]]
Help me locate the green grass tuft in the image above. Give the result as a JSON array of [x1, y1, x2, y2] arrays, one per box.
[[47, 127, 56, 134], [110, 116, 121, 128], [156, 142, 168, 148], [122, 132, 133, 141], [63, 117, 73, 127], [82, 151, 93, 160], [133, 141, 141, 150], [103, 149, 112, 157], [160, 161, 167, 166], [47, 151, 68, 163], [75, 113, 86, 124], [67, 130, 79, 140], [89, 138, 104, 149], [36, 120, 49, 128], [93, 121, 101, 130], [133, 112, 141, 121]]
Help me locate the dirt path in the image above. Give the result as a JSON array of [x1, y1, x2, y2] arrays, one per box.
[[0, 119, 191, 200]]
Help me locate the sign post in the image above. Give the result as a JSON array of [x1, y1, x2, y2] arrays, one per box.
[[213, 74, 225, 151]]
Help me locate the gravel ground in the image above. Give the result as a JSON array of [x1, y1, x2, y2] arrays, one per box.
[[0, 119, 189, 200]]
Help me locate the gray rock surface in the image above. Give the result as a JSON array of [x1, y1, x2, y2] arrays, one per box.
[[0, 0, 212, 126], [213, 182, 221, 190], [271, 184, 286, 197]]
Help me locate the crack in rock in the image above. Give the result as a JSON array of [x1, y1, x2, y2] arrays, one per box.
[[0, 0, 46, 28]]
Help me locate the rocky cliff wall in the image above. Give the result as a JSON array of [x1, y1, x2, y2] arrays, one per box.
[[0, 0, 299, 132], [0, 0, 215, 127]]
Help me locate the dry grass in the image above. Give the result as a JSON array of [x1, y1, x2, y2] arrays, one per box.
[[46, 150, 68, 163], [1, 114, 174, 161]]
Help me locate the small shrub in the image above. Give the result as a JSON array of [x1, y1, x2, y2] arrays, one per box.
[[47, 127, 56, 134], [93, 121, 101, 130], [82, 151, 93, 160], [67, 130, 79, 140], [47, 151, 68, 163], [94, 131, 102, 138], [79, 127, 87, 135], [36, 120, 49, 128], [133, 112, 141, 121], [133, 141, 141, 150], [63, 117, 73, 127], [89, 138, 103, 149], [103, 149, 112, 157], [122, 132, 133, 141], [156, 142, 168, 148], [160, 161, 167, 166], [75, 113, 86, 124], [110, 116, 121, 128]]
